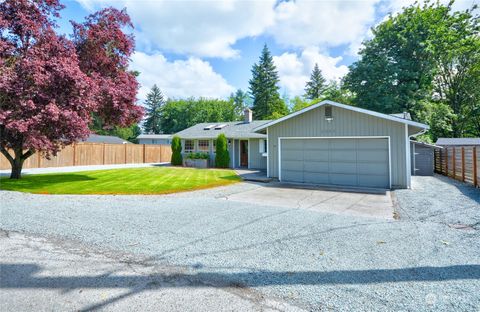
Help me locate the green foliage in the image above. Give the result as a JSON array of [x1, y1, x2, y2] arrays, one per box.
[[249, 44, 289, 120], [90, 114, 141, 143], [215, 134, 230, 168], [343, 1, 480, 140], [160, 98, 237, 133], [185, 152, 209, 160], [304, 63, 327, 100], [320, 81, 356, 105], [143, 84, 165, 134], [170, 136, 183, 166], [291, 96, 316, 112], [229, 89, 249, 119]]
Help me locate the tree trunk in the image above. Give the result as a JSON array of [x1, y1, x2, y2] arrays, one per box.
[[10, 158, 23, 179]]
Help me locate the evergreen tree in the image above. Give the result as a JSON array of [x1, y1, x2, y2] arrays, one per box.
[[304, 63, 327, 100], [170, 136, 183, 166], [143, 85, 165, 134], [249, 44, 288, 120], [215, 134, 230, 168], [229, 89, 248, 119]]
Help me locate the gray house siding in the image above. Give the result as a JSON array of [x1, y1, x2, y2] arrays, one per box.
[[249, 138, 267, 169], [411, 142, 434, 176], [267, 105, 409, 188]]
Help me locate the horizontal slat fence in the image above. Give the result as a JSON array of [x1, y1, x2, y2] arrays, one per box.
[[434, 146, 479, 188], [0, 143, 171, 170]]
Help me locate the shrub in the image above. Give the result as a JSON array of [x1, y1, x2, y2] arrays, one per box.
[[185, 152, 209, 160], [171, 135, 183, 165], [215, 134, 230, 168]]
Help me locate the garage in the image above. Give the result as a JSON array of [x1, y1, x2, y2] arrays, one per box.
[[280, 137, 390, 189]]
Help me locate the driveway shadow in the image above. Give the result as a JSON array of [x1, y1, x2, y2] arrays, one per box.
[[2, 263, 479, 311]]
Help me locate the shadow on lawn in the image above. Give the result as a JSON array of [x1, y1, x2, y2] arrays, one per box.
[[1, 263, 479, 311], [0, 174, 96, 190]]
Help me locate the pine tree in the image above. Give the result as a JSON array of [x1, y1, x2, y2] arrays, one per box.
[[143, 85, 165, 134], [304, 63, 327, 100], [229, 89, 248, 120], [249, 44, 288, 120]]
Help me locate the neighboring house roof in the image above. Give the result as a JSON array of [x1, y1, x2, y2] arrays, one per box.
[[254, 100, 429, 132], [175, 120, 271, 139], [84, 134, 130, 144], [137, 134, 172, 139], [436, 138, 480, 146]]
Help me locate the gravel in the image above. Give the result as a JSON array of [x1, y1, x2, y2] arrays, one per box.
[[1, 177, 479, 311]]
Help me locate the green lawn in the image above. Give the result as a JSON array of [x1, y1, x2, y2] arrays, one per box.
[[0, 167, 241, 195]]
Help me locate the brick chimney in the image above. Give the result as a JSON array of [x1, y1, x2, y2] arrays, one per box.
[[244, 108, 252, 123]]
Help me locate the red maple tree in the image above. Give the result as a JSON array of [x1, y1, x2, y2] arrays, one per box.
[[0, 0, 143, 178]]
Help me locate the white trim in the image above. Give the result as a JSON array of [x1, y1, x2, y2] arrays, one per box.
[[266, 128, 270, 177], [278, 136, 392, 189], [405, 125, 412, 188], [247, 139, 251, 169], [254, 100, 429, 132], [412, 141, 416, 177], [232, 139, 235, 169]]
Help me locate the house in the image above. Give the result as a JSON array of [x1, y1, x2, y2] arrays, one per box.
[[84, 134, 130, 144], [253, 100, 429, 189], [436, 138, 480, 147], [176, 101, 428, 189], [175, 109, 270, 169], [137, 134, 172, 145]]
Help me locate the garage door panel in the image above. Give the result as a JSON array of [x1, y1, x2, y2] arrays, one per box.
[[357, 163, 388, 175], [330, 150, 356, 162], [304, 172, 329, 184], [357, 175, 388, 188], [330, 173, 358, 186], [303, 161, 329, 173], [280, 138, 389, 189], [329, 162, 357, 174], [303, 150, 329, 161], [329, 139, 356, 149], [282, 170, 303, 182], [357, 150, 388, 162], [282, 160, 303, 171]]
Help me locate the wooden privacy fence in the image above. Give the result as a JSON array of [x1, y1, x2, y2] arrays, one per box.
[[434, 146, 479, 188], [0, 143, 172, 170]]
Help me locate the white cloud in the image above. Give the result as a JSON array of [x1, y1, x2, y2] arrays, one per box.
[[273, 47, 349, 97], [131, 52, 235, 101], [268, 0, 381, 53], [77, 0, 276, 58]]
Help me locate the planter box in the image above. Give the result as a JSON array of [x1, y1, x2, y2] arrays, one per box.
[[183, 158, 208, 168]]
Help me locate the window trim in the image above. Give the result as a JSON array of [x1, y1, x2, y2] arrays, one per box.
[[198, 139, 209, 152], [184, 140, 194, 152]]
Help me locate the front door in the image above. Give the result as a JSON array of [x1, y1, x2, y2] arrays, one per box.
[[240, 140, 248, 167]]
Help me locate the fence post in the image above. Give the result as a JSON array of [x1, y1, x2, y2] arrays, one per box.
[[452, 147, 456, 179], [103, 144, 106, 165], [474, 147, 478, 187], [73, 143, 76, 166], [461, 147, 465, 182], [143, 144, 146, 163], [445, 147, 448, 176], [125, 144, 127, 164], [37, 152, 41, 168]]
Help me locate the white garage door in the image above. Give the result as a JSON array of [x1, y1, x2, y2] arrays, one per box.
[[280, 138, 390, 189]]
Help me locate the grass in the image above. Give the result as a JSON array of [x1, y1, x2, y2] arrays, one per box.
[[0, 167, 241, 195]]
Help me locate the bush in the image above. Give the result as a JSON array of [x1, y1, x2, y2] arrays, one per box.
[[185, 152, 209, 160], [215, 134, 230, 168], [171, 135, 183, 165]]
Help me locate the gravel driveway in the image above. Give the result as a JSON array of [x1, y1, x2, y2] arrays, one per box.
[[1, 176, 479, 311]]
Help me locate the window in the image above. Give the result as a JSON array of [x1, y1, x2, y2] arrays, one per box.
[[259, 139, 268, 153], [325, 105, 333, 121], [184, 140, 194, 152], [198, 140, 209, 152]]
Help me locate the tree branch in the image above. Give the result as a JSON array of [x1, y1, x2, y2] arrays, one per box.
[[0, 145, 14, 164]]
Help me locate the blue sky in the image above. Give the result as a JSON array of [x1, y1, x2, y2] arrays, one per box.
[[58, 0, 476, 102]]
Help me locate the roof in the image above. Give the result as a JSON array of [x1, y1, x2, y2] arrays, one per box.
[[436, 138, 480, 146], [175, 120, 271, 139], [84, 134, 130, 144], [254, 100, 429, 132], [390, 112, 412, 120], [410, 140, 438, 149], [137, 134, 172, 139]]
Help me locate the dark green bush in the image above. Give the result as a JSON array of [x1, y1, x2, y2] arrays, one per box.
[[185, 152, 209, 160], [171, 135, 183, 165], [215, 134, 230, 168]]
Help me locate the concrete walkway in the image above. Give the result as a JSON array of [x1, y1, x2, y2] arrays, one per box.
[[0, 163, 170, 176], [234, 169, 272, 182]]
